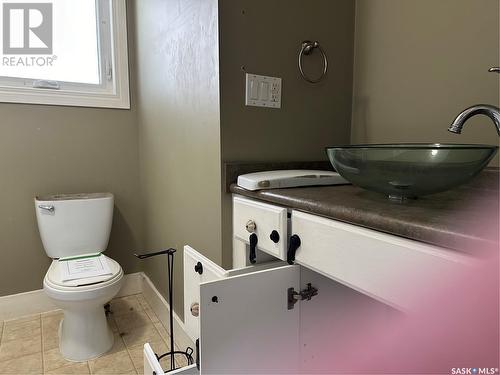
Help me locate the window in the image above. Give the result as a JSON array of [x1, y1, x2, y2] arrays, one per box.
[[0, 0, 129, 109]]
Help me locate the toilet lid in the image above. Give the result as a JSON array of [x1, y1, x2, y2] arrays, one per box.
[[46, 255, 122, 287]]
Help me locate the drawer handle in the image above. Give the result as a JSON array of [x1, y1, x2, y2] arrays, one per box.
[[287, 234, 301, 265], [194, 262, 203, 275], [249, 233, 258, 264], [246, 220, 257, 233], [190, 302, 200, 317], [270, 230, 280, 243]]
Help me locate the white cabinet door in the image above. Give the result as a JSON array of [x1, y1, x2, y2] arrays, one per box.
[[184, 246, 286, 344], [200, 265, 300, 374]]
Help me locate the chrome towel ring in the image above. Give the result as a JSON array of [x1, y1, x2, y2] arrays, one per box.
[[298, 40, 328, 84]]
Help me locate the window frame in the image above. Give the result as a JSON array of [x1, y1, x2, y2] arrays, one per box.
[[0, 0, 130, 109]]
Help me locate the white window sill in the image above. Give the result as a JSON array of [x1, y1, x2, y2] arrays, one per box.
[[0, 86, 130, 109]]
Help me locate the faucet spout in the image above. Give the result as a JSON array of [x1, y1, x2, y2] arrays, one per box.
[[448, 104, 500, 136]]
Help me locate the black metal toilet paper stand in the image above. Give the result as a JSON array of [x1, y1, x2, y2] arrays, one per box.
[[134, 248, 194, 373]]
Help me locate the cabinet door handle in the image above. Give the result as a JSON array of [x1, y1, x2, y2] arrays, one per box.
[[194, 262, 203, 275], [249, 233, 258, 264], [270, 230, 280, 243], [287, 234, 301, 265]]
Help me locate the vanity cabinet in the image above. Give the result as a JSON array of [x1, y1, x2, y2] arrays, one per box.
[[291, 210, 471, 311], [144, 195, 472, 374]]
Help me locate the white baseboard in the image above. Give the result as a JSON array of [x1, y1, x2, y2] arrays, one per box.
[[0, 272, 194, 353], [0, 289, 58, 321], [0, 272, 143, 321], [140, 273, 195, 351], [0, 272, 194, 352]]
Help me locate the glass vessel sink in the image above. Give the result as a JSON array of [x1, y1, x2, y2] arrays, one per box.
[[326, 144, 498, 201]]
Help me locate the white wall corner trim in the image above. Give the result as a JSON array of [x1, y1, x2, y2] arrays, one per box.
[[116, 272, 143, 298], [140, 273, 195, 351]]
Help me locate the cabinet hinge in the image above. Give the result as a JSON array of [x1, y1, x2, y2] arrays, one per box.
[[287, 283, 318, 310]]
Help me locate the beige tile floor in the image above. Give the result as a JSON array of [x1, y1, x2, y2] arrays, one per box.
[[0, 294, 189, 375]]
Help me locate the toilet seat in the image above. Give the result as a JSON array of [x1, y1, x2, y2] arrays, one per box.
[[45, 255, 122, 290]]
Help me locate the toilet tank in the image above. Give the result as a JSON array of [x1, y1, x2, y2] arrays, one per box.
[[35, 193, 114, 258]]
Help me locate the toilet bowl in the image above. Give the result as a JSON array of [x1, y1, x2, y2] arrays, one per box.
[[43, 255, 123, 361], [35, 193, 123, 361]]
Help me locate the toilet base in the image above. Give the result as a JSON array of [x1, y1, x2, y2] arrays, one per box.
[[42, 260, 123, 362], [59, 304, 114, 362]]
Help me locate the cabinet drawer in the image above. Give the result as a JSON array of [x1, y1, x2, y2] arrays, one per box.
[[233, 196, 287, 260], [292, 211, 471, 311]]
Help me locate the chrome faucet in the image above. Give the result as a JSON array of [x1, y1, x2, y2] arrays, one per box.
[[448, 104, 500, 136], [448, 67, 500, 136]]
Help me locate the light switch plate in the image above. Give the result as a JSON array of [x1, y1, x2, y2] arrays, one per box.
[[245, 73, 282, 109]]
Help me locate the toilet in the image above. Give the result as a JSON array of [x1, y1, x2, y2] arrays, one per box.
[[34, 193, 124, 362]]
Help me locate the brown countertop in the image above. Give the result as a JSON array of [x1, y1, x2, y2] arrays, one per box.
[[230, 169, 499, 254]]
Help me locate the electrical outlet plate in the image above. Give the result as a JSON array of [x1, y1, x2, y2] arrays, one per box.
[[245, 73, 282, 109]]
